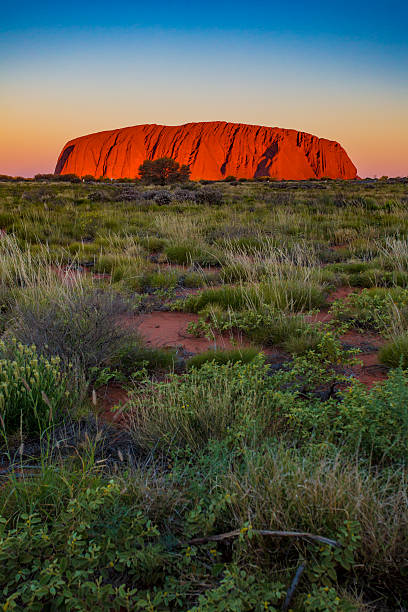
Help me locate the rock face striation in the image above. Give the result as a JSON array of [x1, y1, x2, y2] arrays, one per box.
[[55, 121, 357, 180]]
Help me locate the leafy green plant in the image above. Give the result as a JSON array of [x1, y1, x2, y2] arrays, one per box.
[[0, 481, 169, 610], [187, 305, 333, 354], [190, 567, 285, 611], [286, 367, 408, 461], [0, 338, 73, 436], [330, 287, 408, 333]]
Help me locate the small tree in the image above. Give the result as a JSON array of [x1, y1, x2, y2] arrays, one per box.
[[138, 157, 191, 185]]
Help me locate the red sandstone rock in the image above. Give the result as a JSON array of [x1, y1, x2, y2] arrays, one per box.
[[55, 121, 357, 180]]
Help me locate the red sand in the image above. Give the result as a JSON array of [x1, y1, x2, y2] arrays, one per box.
[[97, 286, 390, 417], [125, 311, 251, 352], [94, 383, 129, 425]]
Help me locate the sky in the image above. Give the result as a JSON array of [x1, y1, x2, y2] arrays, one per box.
[[1, 0, 407, 178]]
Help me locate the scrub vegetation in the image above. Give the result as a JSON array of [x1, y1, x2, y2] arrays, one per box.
[[0, 176, 407, 610]]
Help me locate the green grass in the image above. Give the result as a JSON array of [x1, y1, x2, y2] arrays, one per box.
[[186, 346, 260, 369], [379, 333, 408, 368], [179, 279, 326, 315], [0, 179, 408, 609]]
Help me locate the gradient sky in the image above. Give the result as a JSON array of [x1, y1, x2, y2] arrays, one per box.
[[1, 0, 407, 177]]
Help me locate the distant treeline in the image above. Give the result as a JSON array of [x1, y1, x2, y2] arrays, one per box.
[[1, 172, 407, 184]]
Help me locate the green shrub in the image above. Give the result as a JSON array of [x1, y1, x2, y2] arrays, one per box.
[[286, 368, 408, 461], [112, 340, 176, 375], [0, 469, 361, 611], [330, 287, 408, 332], [187, 304, 324, 352], [11, 289, 139, 377], [0, 339, 73, 436], [379, 334, 408, 368], [0, 481, 170, 610], [126, 356, 290, 451], [187, 347, 260, 369]]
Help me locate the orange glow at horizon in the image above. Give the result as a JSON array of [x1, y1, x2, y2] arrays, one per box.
[[2, 115, 408, 179], [1, 28, 407, 179]]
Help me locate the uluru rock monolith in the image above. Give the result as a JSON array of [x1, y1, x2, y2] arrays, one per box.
[[55, 121, 357, 180]]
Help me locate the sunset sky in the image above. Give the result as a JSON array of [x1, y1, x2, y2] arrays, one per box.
[[1, 0, 407, 178]]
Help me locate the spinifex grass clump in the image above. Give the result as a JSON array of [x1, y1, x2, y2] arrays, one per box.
[[379, 333, 408, 369], [177, 279, 326, 315], [187, 347, 260, 369], [0, 338, 72, 436], [126, 355, 282, 452]]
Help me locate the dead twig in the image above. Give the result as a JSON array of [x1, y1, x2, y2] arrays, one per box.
[[282, 562, 306, 611], [187, 529, 340, 548]]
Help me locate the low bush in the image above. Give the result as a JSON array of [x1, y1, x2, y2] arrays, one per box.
[[379, 333, 408, 368], [195, 187, 224, 206], [0, 480, 172, 610], [112, 340, 176, 375], [172, 188, 197, 202], [0, 466, 369, 611], [87, 190, 114, 202], [0, 338, 74, 436], [330, 287, 408, 333], [187, 304, 312, 348], [153, 190, 173, 205], [11, 289, 139, 378], [126, 355, 285, 451], [286, 367, 408, 461]]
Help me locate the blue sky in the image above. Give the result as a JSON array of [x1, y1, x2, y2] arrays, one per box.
[[3, 0, 408, 45]]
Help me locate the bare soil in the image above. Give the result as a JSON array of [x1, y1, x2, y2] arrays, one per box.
[[97, 286, 390, 417]]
